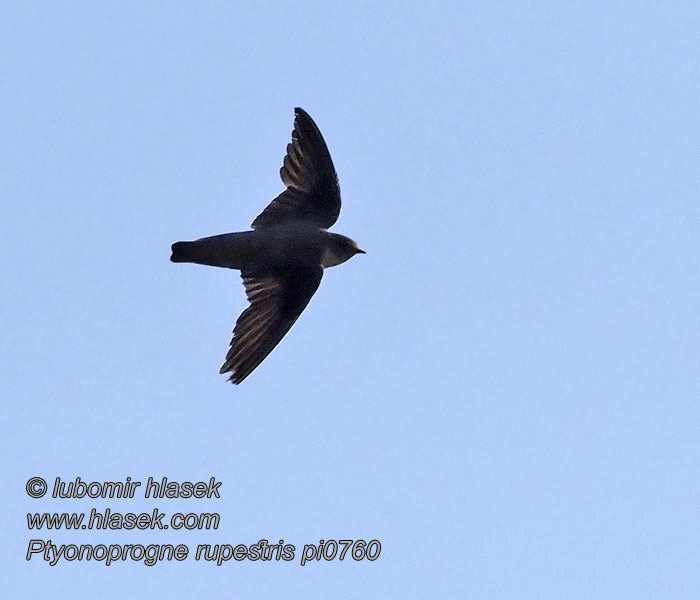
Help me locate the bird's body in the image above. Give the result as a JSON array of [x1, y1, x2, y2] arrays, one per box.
[[172, 222, 357, 272], [171, 108, 363, 384]]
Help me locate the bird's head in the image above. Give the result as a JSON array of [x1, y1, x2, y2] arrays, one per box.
[[322, 233, 365, 268]]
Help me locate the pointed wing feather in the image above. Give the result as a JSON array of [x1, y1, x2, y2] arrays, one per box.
[[220, 265, 323, 384], [251, 108, 341, 230]]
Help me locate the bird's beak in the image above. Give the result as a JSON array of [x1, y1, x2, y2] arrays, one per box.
[[355, 248, 366, 255]]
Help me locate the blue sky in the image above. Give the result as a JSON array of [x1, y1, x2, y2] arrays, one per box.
[[2, 2, 699, 598]]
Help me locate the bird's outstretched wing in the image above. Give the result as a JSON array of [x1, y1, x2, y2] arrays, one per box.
[[251, 108, 341, 230], [220, 264, 323, 384]]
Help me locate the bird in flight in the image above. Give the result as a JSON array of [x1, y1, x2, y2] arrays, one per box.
[[171, 108, 364, 384]]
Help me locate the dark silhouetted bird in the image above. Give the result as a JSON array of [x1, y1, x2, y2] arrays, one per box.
[[171, 108, 364, 384]]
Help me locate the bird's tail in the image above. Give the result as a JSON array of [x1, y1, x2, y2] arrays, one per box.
[[170, 233, 253, 269], [170, 241, 198, 263]]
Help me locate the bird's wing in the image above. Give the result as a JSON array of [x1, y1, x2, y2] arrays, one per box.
[[251, 107, 341, 230], [220, 264, 323, 384]]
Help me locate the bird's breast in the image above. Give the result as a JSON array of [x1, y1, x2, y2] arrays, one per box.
[[254, 223, 325, 269], [321, 247, 347, 268]]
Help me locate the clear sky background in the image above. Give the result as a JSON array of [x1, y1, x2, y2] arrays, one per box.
[[2, 2, 699, 598]]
